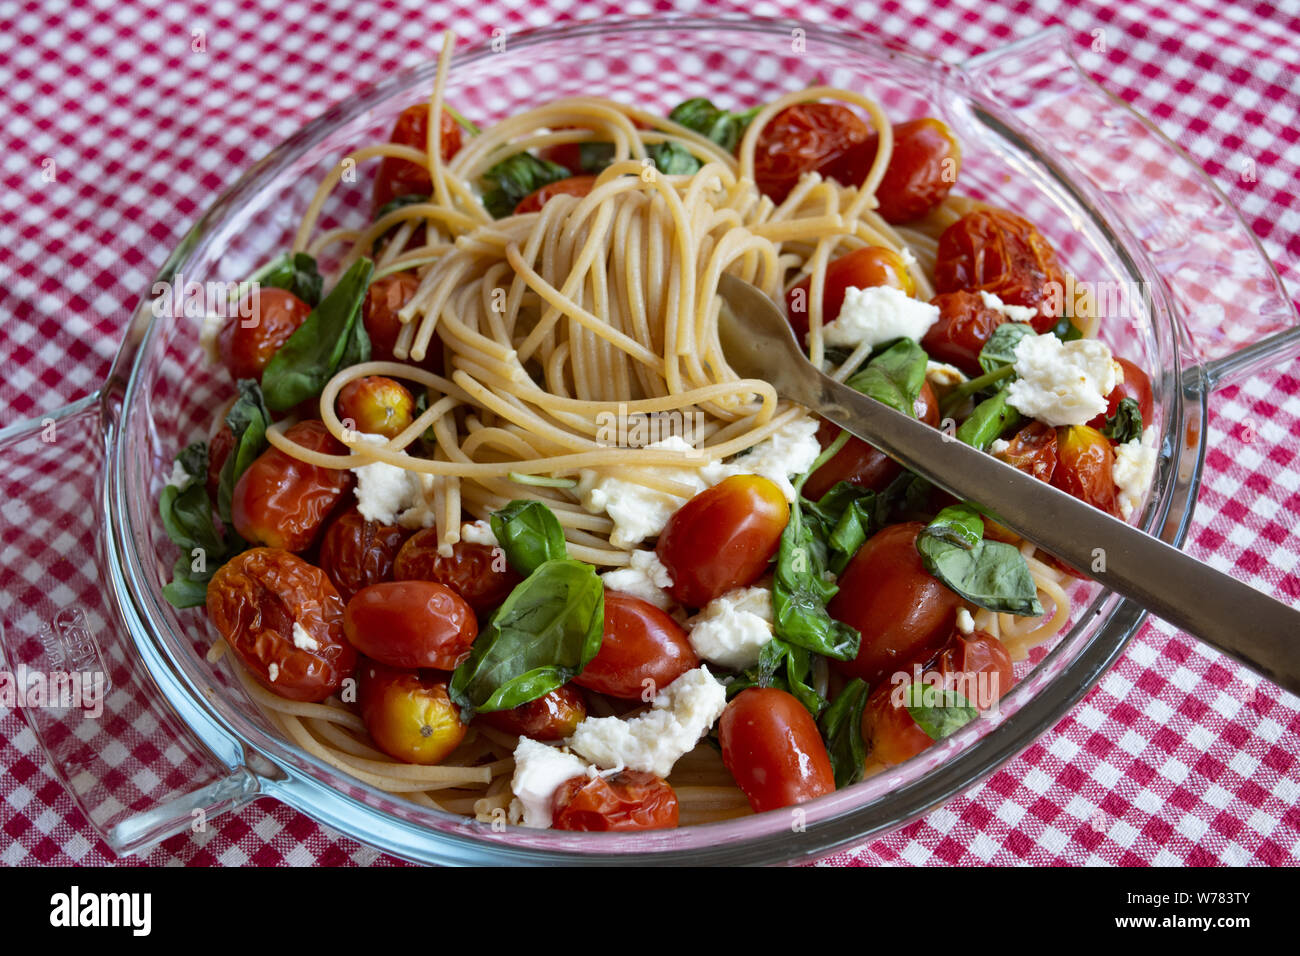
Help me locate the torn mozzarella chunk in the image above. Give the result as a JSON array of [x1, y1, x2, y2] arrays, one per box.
[[601, 549, 676, 611], [687, 586, 774, 671], [1112, 425, 1159, 521], [819, 285, 939, 350], [508, 737, 591, 829], [1005, 334, 1119, 427]]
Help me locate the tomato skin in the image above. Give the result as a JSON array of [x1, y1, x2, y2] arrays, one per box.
[[861, 682, 934, 767], [206, 548, 355, 703], [478, 685, 587, 741], [362, 271, 442, 369], [656, 475, 790, 609], [336, 376, 415, 440], [837, 118, 962, 223], [231, 420, 353, 552], [392, 530, 521, 614], [343, 580, 478, 670], [358, 662, 466, 765], [934, 209, 1066, 332], [921, 290, 1007, 377], [754, 103, 872, 203], [784, 246, 915, 340], [220, 287, 312, 382], [719, 688, 836, 812], [206, 423, 235, 502], [514, 175, 597, 214], [802, 381, 939, 502], [933, 630, 1014, 708], [1053, 425, 1119, 516], [317, 507, 409, 602], [551, 770, 680, 831], [572, 591, 699, 699], [994, 420, 1058, 484], [828, 522, 962, 686], [372, 104, 463, 212], [1087, 356, 1154, 433]]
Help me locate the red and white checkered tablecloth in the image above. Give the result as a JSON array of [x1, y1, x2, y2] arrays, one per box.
[[1, 0, 1298, 866]]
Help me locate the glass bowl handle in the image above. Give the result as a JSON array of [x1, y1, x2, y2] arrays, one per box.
[[0, 395, 259, 856], [958, 27, 1300, 388]]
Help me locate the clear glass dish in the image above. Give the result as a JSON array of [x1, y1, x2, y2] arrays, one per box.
[[1, 15, 1296, 865]]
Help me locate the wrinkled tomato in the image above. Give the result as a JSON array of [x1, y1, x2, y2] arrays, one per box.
[[719, 688, 836, 812], [1053, 425, 1119, 516], [219, 287, 312, 382], [358, 661, 466, 764], [372, 103, 463, 213], [994, 420, 1058, 485], [921, 290, 1008, 377], [362, 271, 442, 369], [478, 685, 587, 741], [753, 102, 872, 203], [392, 529, 520, 614], [784, 246, 915, 340], [343, 580, 477, 670], [572, 591, 699, 700], [551, 770, 680, 831], [838, 117, 962, 223], [317, 507, 409, 602], [861, 681, 934, 768], [514, 174, 597, 214], [337, 376, 415, 440]]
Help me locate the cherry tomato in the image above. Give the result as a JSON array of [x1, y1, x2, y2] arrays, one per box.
[[861, 681, 933, 768], [784, 246, 915, 340], [358, 661, 466, 764], [206, 422, 235, 502], [336, 376, 415, 440], [372, 103, 463, 213], [514, 174, 597, 214], [206, 548, 355, 703], [317, 507, 409, 602], [836, 118, 962, 223], [802, 381, 939, 501], [828, 522, 962, 685], [477, 685, 587, 741], [934, 208, 1066, 331], [1087, 356, 1154, 433], [719, 688, 836, 812], [392, 529, 521, 614], [932, 629, 1014, 709], [1054, 425, 1119, 516], [362, 271, 442, 369], [231, 419, 353, 552], [572, 591, 699, 699], [994, 420, 1058, 484], [656, 474, 789, 608], [219, 287, 312, 382], [754, 102, 872, 203], [551, 770, 679, 831], [921, 290, 1008, 377], [343, 580, 477, 670]]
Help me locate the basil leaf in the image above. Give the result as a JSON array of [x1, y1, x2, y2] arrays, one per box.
[[578, 142, 616, 173], [667, 98, 761, 152], [489, 500, 568, 577], [772, 499, 860, 661], [844, 338, 928, 418], [956, 389, 1022, 450], [923, 503, 984, 550], [977, 322, 1035, 374], [1052, 314, 1085, 342], [820, 678, 870, 787], [261, 258, 375, 411], [216, 379, 271, 526], [449, 558, 604, 720], [903, 682, 978, 741], [373, 193, 428, 221], [727, 637, 826, 719], [916, 507, 1043, 615], [260, 252, 324, 307], [159, 443, 237, 609], [803, 482, 888, 575], [480, 153, 571, 218], [646, 141, 700, 175], [1103, 396, 1143, 444]]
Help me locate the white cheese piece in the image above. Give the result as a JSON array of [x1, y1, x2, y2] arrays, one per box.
[[989, 438, 1012, 455], [291, 621, 319, 652], [508, 737, 590, 829], [166, 459, 191, 488], [601, 549, 676, 611], [1112, 425, 1159, 521], [687, 586, 774, 670], [725, 416, 822, 500], [956, 607, 975, 635], [350, 433, 439, 529], [567, 667, 728, 778], [819, 285, 939, 349], [267, 662, 279, 683], [460, 519, 498, 547], [199, 313, 225, 365], [1005, 334, 1119, 427], [978, 290, 1038, 324], [925, 360, 967, 389]]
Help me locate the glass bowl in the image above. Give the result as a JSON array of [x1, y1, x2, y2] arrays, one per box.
[[1, 14, 1296, 866]]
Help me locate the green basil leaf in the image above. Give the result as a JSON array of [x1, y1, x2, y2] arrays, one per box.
[[727, 637, 827, 719], [844, 338, 928, 418], [1052, 314, 1085, 342], [161, 560, 212, 609], [480, 152, 572, 218], [646, 141, 701, 175], [772, 500, 860, 661], [1103, 396, 1143, 444], [916, 509, 1043, 615], [956, 389, 1022, 450], [923, 503, 984, 550], [667, 98, 761, 153], [216, 379, 271, 526], [820, 678, 870, 787], [373, 193, 428, 221], [260, 252, 324, 307], [903, 681, 978, 741], [261, 258, 375, 411], [488, 500, 568, 577], [578, 142, 616, 173], [977, 322, 1035, 374], [159, 443, 237, 609], [449, 558, 604, 720]]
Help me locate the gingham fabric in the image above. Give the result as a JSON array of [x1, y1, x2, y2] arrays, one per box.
[[1, 0, 1298, 867]]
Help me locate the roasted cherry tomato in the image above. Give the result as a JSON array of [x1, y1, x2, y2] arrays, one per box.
[[392, 529, 521, 614], [231, 419, 352, 552], [477, 685, 587, 741], [934, 208, 1066, 331], [861, 681, 934, 768], [343, 580, 477, 670], [219, 287, 312, 382], [206, 548, 355, 703], [1053, 425, 1119, 516], [754, 102, 872, 203], [514, 174, 597, 214], [206, 422, 235, 502], [317, 507, 409, 602], [830, 117, 962, 223], [657, 474, 789, 608], [372, 103, 463, 213], [719, 688, 836, 812], [573, 591, 699, 699], [551, 770, 680, 831], [358, 661, 466, 764], [784, 246, 915, 340], [1087, 356, 1154, 434], [921, 290, 1008, 377], [994, 420, 1058, 485], [336, 376, 415, 440], [362, 270, 442, 369], [828, 522, 962, 685], [802, 381, 939, 501]]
